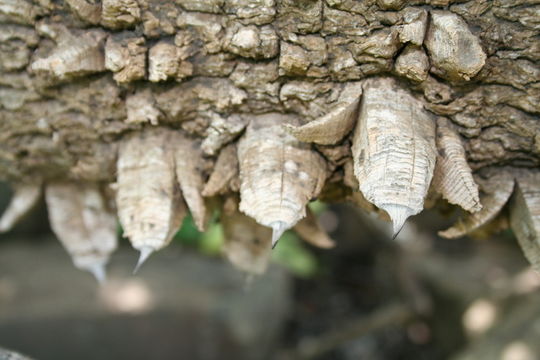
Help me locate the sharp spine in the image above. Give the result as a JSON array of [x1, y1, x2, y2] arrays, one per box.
[[237, 113, 328, 245], [133, 246, 154, 274], [271, 221, 288, 248], [45, 182, 117, 282], [116, 129, 186, 264], [351, 77, 437, 237], [0, 183, 42, 233], [87, 262, 107, 284]]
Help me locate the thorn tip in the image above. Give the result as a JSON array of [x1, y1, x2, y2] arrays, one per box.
[[133, 246, 154, 274], [382, 204, 411, 239], [271, 221, 288, 249], [392, 226, 404, 240], [86, 263, 107, 285]]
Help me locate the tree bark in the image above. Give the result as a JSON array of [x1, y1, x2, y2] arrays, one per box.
[[1, 0, 538, 181], [0, 0, 538, 269]]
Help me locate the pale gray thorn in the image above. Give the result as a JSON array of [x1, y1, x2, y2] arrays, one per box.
[[383, 204, 411, 239], [271, 221, 288, 249], [0, 214, 12, 232], [392, 225, 404, 240], [87, 263, 107, 285], [0, 222, 9, 233], [133, 246, 154, 274]]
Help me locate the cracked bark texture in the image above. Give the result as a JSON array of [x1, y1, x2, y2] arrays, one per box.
[[0, 1, 538, 243]]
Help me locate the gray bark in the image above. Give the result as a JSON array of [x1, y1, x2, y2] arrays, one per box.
[[0, 0, 539, 270], [0, 0, 538, 183]]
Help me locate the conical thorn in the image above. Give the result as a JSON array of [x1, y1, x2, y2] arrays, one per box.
[[271, 221, 288, 249], [87, 263, 107, 285], [383, 204, 411, 239], [133, 246, 154, 274], [392, 226, 404, 240]]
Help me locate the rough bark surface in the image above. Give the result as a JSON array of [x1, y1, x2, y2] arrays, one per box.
[[0, 0, 539, 271], [1, 0, 538, 183]]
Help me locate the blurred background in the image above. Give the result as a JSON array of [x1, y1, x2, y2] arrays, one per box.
[[0, 181, 539, 360]]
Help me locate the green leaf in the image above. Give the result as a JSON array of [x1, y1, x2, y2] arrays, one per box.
[[272, 231, 318, 278], [199, 223, 224, 256], [175, 214, 202, 246]]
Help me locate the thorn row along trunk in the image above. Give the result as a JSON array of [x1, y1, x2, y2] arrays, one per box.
[[0, 0, 538, 278]]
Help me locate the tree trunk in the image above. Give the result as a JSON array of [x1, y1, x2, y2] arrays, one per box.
[[0, 0, 538, 272]]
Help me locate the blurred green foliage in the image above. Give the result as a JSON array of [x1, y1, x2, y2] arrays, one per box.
[[117, 201, 331, 277], [175, 214, 202, 246], [271, 231, 318, 278], [308, 200, 326, 215], [170, 202, 329, 278]]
